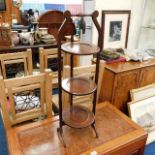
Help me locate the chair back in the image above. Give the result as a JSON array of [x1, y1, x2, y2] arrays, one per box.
[[39, 47, 64, 88], [0, 70, 53, 129], [0, 49, 33, 79], [62, 60, 105, 109]]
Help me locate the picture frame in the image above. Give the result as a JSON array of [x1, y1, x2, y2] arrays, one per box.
[[0, 0, 6, 11], [128, 96, 155, 144], [101, 10, 131, 49], [130, 83, 155, 101]]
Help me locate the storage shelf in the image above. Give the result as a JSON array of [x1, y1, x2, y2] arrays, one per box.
[[62, 105, 95, 128], [61, 42, 100, 55], [62, 77, 97, 95], [57, 11, 101, 144]]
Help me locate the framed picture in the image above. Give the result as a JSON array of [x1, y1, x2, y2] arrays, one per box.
[[130, 83, 155, 101], [128, 96, 155, 144], [101, 10, 131, 49], [0, 0, 6, 11]]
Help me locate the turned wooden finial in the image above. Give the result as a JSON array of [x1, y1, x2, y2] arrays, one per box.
[[92, 10, 99, 18]]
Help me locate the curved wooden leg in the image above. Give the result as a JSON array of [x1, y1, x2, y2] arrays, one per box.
[[57, 127, 66, 147], [91, 123, 98, 138]]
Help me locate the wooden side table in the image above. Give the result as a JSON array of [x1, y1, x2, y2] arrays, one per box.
[[99, 59, 155, 113], [7, 102, 147, 155]]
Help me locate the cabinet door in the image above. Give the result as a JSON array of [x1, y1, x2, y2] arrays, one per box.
[[112, 70, 140, 113], [99, 69, 115, 102], [139, 65, 155, 87]]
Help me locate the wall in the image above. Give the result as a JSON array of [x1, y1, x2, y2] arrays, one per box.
[[92, 0, 145, 50], [79, 0, 95, 66], [21, 1, 83, 15], [138, 0, 155, 49], [0, 0, 145, 49], [142, 0, 155, 26]]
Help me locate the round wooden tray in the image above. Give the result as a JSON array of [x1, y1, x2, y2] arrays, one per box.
[[61, 42, 100, 55], [62, 77, 97, 95], [62, 105, 95, 128]]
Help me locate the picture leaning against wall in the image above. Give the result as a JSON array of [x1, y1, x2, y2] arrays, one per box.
[[128, 96, 155, 144]]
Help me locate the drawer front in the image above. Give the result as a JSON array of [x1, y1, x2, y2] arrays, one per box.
[[139, 65, 155, 87]]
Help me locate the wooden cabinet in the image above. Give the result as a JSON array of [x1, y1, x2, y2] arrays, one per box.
[[139, 65, 155, 87], [0, 0, 20, 23], [99, 59, 155, 113], [112, 70, 140, 112]]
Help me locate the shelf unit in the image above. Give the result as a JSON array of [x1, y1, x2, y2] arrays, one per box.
[[57, 10, 102, 147]]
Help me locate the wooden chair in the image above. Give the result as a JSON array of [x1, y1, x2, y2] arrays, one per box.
[[53, 60, 105, 110], [39, 47, 64, 88], [0, 70, 53, 129], [39, 47, 79, 89], [0, 49, 33, 79], [39, 47, 79, 114]]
